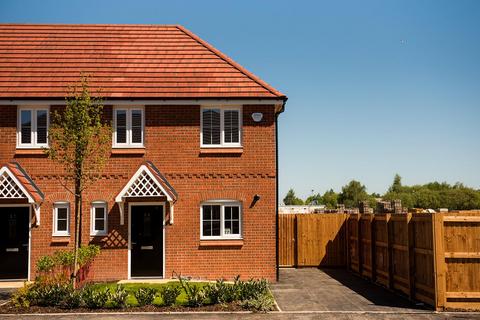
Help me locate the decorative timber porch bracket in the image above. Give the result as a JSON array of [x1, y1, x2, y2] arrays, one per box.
[[0, 162, 44, 226], [115, 161, 178, 225]]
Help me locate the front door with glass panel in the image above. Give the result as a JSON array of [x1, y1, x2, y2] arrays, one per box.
[[130, 205, 163, 277], [0, 207, 29, 279]]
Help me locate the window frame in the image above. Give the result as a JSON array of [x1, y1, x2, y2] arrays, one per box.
[[200, 200, 242, 240], [200, 106, 242, 148], [90, 201, 108, 236], [112, 106, 145, 148], [16, 106, 50, 149], [52, 202, 70, 237]]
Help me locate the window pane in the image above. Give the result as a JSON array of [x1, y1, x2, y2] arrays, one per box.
[[95, 207, 105, 219], [232, 206, 239, 220], [95, 219, 105, 231], [224, 220, 232, 235], [211, 220, 220, 236], [116, 110, 127, 143], [224, 110, 239, 143], [131, 110, 142, 143], [202, 221, 211, 237], [57, 207, 67, 220], [21, 110, 32, 144], [57, 219, 67, 231], [202, 109, 221, 145], [36, 109, 48, 144], [203, 205, 211, 220], [212, 205, 221, 220], [225, 206, 231, 220], [232, 221, 240, 234]]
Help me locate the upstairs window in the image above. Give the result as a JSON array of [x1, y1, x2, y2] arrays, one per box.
[[201, 107, 241, 147], [90, 201, 108, 236], [200, 201, 242, 239], [53, 202, 70, 236], [113, 107, 144, 148], [17, 106, 49, 148]]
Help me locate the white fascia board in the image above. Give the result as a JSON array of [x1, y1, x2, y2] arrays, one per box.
[[0, 166, 35, 203], [0, 99, 284, 106]]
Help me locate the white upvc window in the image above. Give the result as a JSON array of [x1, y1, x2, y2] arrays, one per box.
[[200, 201, 242, 239], [200, 106, 242, 147], [90, 201, 108, 236], [113, 106, 144, 148], [53, 202, 70, 236], [16, 106, 49, 148]]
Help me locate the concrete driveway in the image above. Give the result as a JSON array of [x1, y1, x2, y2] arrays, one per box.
[[271, 268, 426, 312]]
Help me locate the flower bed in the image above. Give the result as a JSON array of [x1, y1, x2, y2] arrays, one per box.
[[0, 277, 275, 314]]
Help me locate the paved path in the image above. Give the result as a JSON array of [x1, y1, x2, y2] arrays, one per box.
[[271, 268, 426, 312]]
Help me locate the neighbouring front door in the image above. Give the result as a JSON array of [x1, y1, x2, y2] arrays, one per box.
[[131, 205, 164, 277], [0, 207, 29, 279]]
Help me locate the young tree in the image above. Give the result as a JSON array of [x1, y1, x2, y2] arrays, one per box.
[[45, 75, 111, 287], [388, 174, 403, 193], [338, 180, 369, 208], [283, 188, 304, 205], [322, 189, 339, 209]]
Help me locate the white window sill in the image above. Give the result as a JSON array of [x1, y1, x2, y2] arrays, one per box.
[[199, 239, 244, 247], [200, 147, 243, 154], [90, 232, 107, 237], [52, 233, 70, 237]]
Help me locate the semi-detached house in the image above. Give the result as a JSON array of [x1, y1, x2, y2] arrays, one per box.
[[0, 24, 287, 281]]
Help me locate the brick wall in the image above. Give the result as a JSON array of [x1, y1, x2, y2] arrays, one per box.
[[0, 104, 277, 282]]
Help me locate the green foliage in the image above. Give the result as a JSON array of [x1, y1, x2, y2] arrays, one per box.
[[58, 289, 82, 309], [283, 188, 304, 205], [11, 283, 35, 308], [240, 293, 275, 312], [338, 180, 370, 208], [389, 174, 403, 193], [134, 287, 157, 306], [234, 277, 269, 301], [109, 285, 128, 308], [305, 193, 322, 205], [30, 283, 72, 307], [322, 189, 339, 209], [178, 277, 206, 307], [383, 178, 480, 210], [204, 279, 236, 304], [36, 256, 55, 274], [159, 285, 181, 306], [81, 285, 110, 309]]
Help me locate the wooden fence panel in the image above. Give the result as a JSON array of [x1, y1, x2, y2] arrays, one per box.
[[390, 214, 410, 296], [373, 214, 390, 288], [360, 214, 374, 279], [348, 214, 360, 273], [278, 214, 296, 266]]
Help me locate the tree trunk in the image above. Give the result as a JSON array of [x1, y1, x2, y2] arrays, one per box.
[[72, 178, 82, 288]]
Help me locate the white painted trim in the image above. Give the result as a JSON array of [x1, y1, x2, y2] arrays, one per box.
[[0, 99, 284, 106], [115, 164, 173, 202], [199, 200, 242, 240], [16, 106, 49, 149], [52, 202, 70, 237], [0, 204, 32, 281], [112, 106, 145, 148], [200, 106, 242, 148], [0, 166, 35, 204], [90, 201, 108, 236], [128, 202, 166, 280]]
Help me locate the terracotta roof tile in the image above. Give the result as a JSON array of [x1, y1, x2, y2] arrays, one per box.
[[0, 24, 286, 99], [3, 161, 44, 203]]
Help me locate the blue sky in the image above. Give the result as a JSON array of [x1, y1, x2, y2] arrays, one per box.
[[1, 0, 479, 199]]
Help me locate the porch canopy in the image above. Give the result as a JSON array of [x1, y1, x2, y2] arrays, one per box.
[[0, 162, 44, 226], [115, 161, 177, 225]]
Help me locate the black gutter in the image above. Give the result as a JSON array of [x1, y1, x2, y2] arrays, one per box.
[[275, 98, 287, 282]]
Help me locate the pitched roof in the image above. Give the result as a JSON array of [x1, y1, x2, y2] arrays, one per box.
[[1, 161, 44, 203], [0, 24, 286, 99]]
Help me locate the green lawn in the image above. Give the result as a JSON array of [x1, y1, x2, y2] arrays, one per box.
[[91, 281, 209, 307]]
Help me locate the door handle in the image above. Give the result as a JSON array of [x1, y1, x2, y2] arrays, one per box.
[[131, 242, 137, 245]]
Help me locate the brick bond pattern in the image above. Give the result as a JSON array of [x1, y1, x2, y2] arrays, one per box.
[[0, 104, 276, 282]]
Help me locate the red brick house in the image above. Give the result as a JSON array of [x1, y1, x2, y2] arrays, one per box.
[[0, 24, 286, 282]]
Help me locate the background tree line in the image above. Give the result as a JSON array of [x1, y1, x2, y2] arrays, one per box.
[[283, 174, 480, 210]]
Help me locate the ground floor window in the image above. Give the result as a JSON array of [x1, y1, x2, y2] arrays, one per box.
[[200, 201, 241, 239], [90, 201, 108, 236], [53, 202, 69, 236]]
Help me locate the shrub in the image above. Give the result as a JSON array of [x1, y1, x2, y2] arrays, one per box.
[[81, 286, 110, 309], [36, 256, 55, 273], [159, 285, 181, 306], [204, 279, 236, 304], [240, 294, 275, 312], [234, 277, 269, 301], [58, 289, 82, 309], [11, 283, 35, 308], [179, 277, 205, 307], [134, 287, 157, 306], [109, 285, 128, 308], [32, 283, 72, 307]]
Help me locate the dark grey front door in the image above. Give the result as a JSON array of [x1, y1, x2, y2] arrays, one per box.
[[131, 205, 163, 277], [0, 207, 29, 279]]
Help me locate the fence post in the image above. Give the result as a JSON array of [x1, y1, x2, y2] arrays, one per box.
[[432, 213, 446, 311], [345, 213, 350, 269], [294, 214, 298, 267], [371, 214, 377, 283], [407, 213, 415, 300], [386, 213, 393, 290], [357, 213, 363, 276]]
